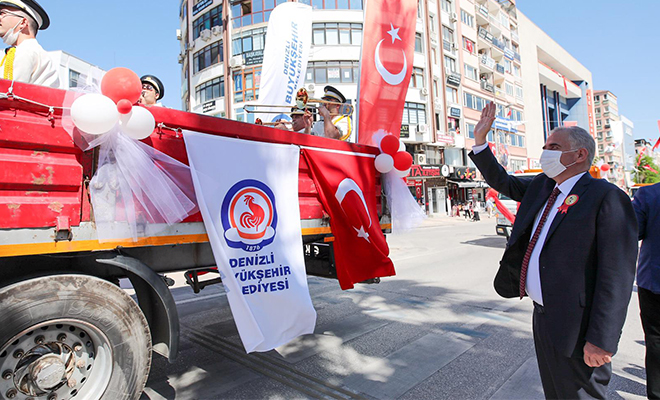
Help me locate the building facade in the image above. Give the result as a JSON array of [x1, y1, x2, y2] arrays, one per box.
[[178, 0, 595, 215], [593, 90, 625, 187], [48, 51, 105, 90]]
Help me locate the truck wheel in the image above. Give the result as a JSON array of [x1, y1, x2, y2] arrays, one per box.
[[0, 275, 151, 400]]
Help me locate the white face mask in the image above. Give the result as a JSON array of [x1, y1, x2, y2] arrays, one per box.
[[540, 149, 579, 178], [2, 20, 22, 46]]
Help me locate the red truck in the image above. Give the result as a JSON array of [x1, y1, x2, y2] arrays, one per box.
[[0, 80, 389, 399]]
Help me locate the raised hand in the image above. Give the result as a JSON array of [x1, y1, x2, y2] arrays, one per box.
[[475, 102, 496, 146]]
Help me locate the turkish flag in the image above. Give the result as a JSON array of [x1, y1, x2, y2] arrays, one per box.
[[303, 148, 395, 289], [357, 0, 417, 145]]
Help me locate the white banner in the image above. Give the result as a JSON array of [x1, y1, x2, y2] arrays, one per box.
[[184, 132, 316, 353], [255, 2, 312, 123]]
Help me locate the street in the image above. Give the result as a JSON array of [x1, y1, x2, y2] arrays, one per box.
[[140, 216, 647, 400]]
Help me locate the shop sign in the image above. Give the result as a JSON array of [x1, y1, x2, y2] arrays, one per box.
[[504, 48, 515, 60], [494, 117, 517, 133], [192, 0, 213, 16], [202, 100, 216, 113], [449, 107, 461, 118], [441, 165, 450, 177], [400, 124, 410, 138], [446, 73, 461, 87], [451, 166, 476, 180], [408, 165, 442, 178], [437, 134, 454, 144], [244, 50, 264, 66]]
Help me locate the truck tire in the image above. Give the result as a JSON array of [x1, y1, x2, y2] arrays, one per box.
[[0, 275, 151, 400]]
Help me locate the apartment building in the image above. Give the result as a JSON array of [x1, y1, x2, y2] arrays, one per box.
[[593, 90, 625, 187]]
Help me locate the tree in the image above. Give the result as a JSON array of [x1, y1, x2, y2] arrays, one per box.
[[633, 154, 660, 184]]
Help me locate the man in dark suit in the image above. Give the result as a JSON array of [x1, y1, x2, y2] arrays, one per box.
[[632, 183, 660, 399], [469, 103, 638, 399]]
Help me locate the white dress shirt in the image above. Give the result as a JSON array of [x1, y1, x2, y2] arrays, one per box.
[[472, 143, 586, 305], [13, 39, 60, 88]]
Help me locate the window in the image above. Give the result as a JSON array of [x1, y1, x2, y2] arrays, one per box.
[[195, 76, 225, 104], [402, 102, 426, 125], [233, 27, 266, 56], [446, 86, 458, 104], [594, 95, 600, 102], [464, 92, 488, 111], [410, 67, 424, 88], [464, 64, 478, 81], [69, 70, 81, 88], [231, 0, 285, 28], [417, 0, 422, 18], [304, 0, 362, 10], [596, 120, 602, 127], [194, 40, 223, 73], [306, 61, 360, 83], [441, 0, 452, 13], [515, 85, 523, 99], [598, 145, 604, 153], [429, 14, 435, 33], [415, 32, 423, 53], [192, 5, 222, 40], [504, 59, 512, 73], [312, 23, 362, 45], [233, 67, 261, 103], [433, 79, 439, 97], [444, 55, 457, 73], [510, 109, 523, 121], [595, 107, 601, 116], [466, 122, 475, 138], [462, 36, 475, 54], [513, 65, 521, 77], [505, 82, 513, 96], [460, 9, 474, 27], [442, 25, 454, 51]]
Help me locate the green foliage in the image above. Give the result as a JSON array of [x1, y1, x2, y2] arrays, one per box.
[[633, 154, 660, 184]]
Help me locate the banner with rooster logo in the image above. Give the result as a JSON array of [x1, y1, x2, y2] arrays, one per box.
[[184, 132, 316, 353]]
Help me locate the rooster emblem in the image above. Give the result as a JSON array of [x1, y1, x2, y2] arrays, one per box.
[[240, 195, 265, 231]]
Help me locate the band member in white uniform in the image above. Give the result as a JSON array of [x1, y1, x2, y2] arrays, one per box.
[[0, 0, 58, 88], [310, 85, 350, 141]]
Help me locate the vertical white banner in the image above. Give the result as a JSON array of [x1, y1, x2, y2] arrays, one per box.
[[184, 132, 316, 353], [255, 2, 312, 123]]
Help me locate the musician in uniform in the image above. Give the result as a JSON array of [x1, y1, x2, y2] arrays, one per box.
[[138, 74, 165, 107], [273, 106, 312, 134], [311, 85, 350, 140], [0, 0, 59, 87]]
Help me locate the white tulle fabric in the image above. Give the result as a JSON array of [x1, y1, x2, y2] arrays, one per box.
[[62, 86, 198, 242], [382, 165, 426, 233]]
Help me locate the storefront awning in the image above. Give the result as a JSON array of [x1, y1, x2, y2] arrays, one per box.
[[448, 180, 489, 188]]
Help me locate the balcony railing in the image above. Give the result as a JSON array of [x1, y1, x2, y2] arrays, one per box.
[[478, 5, 489, 18], [511, 31, 519, 42], [495, 63, 505, 74], [480, 54, 495, 69], [492, 38, 505, 51], [480, 80, 494, 92], [443, 40, 453, 52], [478, 27, 493, 43]]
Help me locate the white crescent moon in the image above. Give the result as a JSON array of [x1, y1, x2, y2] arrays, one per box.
[[374, 39, 407, 86], [335, 178, 372, 228]]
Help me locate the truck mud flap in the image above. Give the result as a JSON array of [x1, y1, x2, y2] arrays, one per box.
[[303, 242, 337, 279]]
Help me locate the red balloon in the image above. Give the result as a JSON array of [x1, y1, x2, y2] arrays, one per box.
[[600, 164, 610, 172], [117, 99, 133, 114], [393, 151, 413, 171], [380, 135, 400, 156], [101, 67, 142, 105]]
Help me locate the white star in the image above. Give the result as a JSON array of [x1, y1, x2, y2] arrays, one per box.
[[387, 23, 401, 44], [354, 226, 371, 243]]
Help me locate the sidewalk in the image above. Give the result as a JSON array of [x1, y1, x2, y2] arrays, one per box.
[[416, 212, 496, 228]]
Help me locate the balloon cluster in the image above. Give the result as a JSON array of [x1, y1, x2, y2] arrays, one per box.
[[374, 134, 413, 177], [595, 159, 610, 179], [70, 68, 156, 140]]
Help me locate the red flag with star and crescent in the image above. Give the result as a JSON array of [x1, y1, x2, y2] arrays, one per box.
[[357, 0, 417, 145], [303, 148, 395, 289]]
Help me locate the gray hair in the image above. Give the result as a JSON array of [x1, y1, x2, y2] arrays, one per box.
[[550, 126, 595, 166]]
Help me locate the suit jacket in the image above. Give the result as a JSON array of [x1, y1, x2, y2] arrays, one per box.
[[632, 183, 660, 294], [469, 147, 637, 358]]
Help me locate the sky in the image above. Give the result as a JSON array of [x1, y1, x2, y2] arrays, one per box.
[[36, 0, 658, 141]]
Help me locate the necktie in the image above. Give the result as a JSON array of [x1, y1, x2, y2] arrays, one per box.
[[519, 187, 561, 299], [1, 47, 16, 80]]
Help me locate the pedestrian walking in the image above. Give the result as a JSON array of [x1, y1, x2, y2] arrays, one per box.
[[468, 102, 638, 399], [632, 182, 660, 399]]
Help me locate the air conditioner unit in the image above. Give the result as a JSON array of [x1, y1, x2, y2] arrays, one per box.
[[177, 54, 185, 64], [212, 25, 222, 36], [176, 29, 182, 41], [420, 87, 429, 96], [229, 55, 244, 69], [189, 41, 195, 50], [415, 153, 427, 164], [200, 29, 212, 41], [451, 12, 458, 22], [306, 83, 316, 92], [417, 124, 428, 133]]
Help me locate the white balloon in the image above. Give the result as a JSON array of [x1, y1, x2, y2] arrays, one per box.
[[393, 168, 411, 178], [375, 153, 394, 173], [70, 93, 119, 135], [120, 106, 156, 140], [398, 140, 406, 153], [372, 129, 388, 149]]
